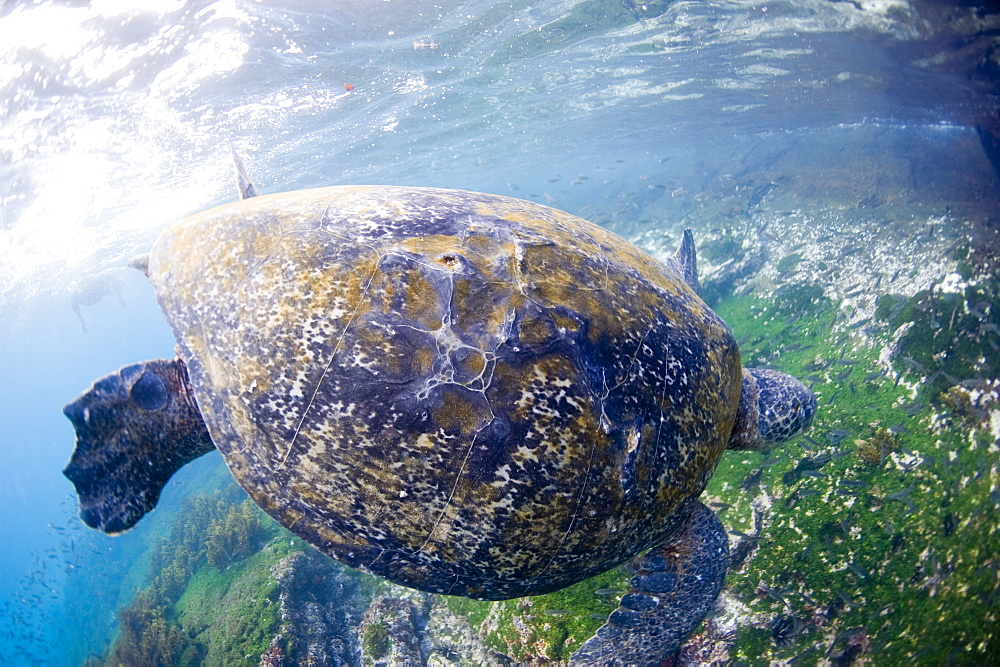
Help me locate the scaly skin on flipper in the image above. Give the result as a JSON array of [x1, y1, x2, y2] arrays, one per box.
[[570, 501, 728, 665], [63, 358, 214, 534]]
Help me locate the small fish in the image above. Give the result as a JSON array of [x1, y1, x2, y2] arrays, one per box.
[[544, 608, 571, 616], [839, 479, 869, 488], [889, 485, 914, 501], [588, 613, 608, 620], [827, 429, 852, 445], [847, 562, 867, 578], [740, 468, 763, 491], [788, 646, 817, 664], [760, 456, 782, 466], [592, 588, 618, 596], [802, 434, 823, 448], [801, 470, 827, 478]]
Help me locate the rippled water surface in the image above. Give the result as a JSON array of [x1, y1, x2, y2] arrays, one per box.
[[1, 1, 997, 664]]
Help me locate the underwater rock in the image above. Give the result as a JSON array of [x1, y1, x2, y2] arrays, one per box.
[[729, 490, 772, 571], [359, 596, 424, 666], [266, 550, 364, 666], [357, 590, 504, 665], [423, 598, 512, 666], [677, 610, 739, 665], [263, 548, 506, 666]]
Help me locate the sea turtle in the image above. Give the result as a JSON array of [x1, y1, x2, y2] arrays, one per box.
[[64, 154, 816, 664], [69, 273, 127, 333]]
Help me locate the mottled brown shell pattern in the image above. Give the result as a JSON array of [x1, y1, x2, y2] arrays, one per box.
[[148, 186, 741, 599]]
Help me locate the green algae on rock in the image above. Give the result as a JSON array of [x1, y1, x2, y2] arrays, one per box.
[[686, 271, 1000, 664], [78, 261, 998, 666]]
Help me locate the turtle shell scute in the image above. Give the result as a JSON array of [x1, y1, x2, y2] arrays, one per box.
[[147, 186, 742, 600]]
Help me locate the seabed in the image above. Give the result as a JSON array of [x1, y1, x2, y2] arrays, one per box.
[[41, 126, 1000, 665]]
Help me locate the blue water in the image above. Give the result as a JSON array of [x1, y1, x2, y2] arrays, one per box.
[[1, 0, 997, 663]]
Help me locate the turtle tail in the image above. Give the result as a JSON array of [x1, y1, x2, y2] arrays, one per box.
[[62, 358, 215, 534]]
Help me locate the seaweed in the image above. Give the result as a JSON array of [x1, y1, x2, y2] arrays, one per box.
[[442, 566, 624, 661], [107, 590, 190, 666], [702, 275, 1000, 664], [91, 269, 1000, 665], [205, 500, 265, 570], [876, 272, 1000, 400], [361, 621, 391, 660], [100, 491, 282, 665]]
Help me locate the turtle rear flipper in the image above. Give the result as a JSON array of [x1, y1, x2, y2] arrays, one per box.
[[672, 228, 699, 294], [62, 358, 214, 535], [231, 146, 260, 199], [728, 368, 817, 451], [570, 501, 728, 665]]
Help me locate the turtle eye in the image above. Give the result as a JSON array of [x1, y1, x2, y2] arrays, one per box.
[[130, 371, 168, 411]]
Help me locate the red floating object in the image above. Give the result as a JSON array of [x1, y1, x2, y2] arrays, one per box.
[[344, 83, 354, 91]]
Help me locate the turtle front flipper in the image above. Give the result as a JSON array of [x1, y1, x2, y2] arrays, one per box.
[[570, 501, 728, 666], [62, 358, 214, 534]]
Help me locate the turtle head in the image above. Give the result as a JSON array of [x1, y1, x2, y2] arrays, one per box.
[[728, 368, 816, 451]]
